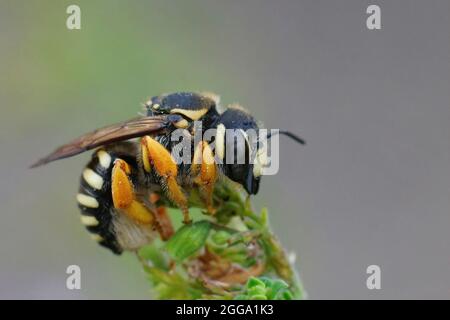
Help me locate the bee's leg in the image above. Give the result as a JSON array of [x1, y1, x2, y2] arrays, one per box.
[[141, 136, 191, 224], [148, 193, 174, 240], [77, 143, 156, 254], [111, 159, 155, 225], [192, 141, 217, 214]]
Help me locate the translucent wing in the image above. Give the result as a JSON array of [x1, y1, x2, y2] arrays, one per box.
[[31, 116, 170, 168]]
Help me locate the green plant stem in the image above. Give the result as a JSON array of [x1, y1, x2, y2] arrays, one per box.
[[137, 180, 305, 300]]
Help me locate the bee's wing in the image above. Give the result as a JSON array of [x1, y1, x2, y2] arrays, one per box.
[[30, 116, 169, 168]]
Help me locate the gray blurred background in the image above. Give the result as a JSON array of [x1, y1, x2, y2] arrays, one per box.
[[0, 0, 449, 299]]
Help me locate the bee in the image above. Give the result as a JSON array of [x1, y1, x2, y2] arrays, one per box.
[[31, 92, 304, 254]]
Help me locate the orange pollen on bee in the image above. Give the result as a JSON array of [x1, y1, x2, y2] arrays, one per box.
[[111, 160, 134, 209], [141, 136, 178, 178]]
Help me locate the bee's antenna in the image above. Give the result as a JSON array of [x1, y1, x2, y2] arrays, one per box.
[[267, 130, 306, 145]]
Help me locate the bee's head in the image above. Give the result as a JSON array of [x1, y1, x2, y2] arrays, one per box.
[[215, 104, 305, 195], [145, 92, 220, 129], [215, 105, 262, 195]]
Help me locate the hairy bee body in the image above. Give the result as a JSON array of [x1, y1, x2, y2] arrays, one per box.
[[77, 133, 196, 254], [75, 92, 263, 253], [76, 137, 203, 253], [77, 142, 157, 253], [33, 92, 304, 254]]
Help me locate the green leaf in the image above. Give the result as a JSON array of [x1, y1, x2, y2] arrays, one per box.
[[166, 220, 212, 262], [211, 230, 231, 245], [146, 267, 203, 300], [247, 277, 265, 288], [138, 241, 168, 270], [278, 290, 293, 300], [248, 286, 267, 297], [234, 276, 295, 300]]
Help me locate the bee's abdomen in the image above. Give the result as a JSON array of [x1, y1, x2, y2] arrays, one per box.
[[76, 149, 132, 254]]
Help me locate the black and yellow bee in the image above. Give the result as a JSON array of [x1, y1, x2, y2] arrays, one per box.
[[32, 92, 304, 254]]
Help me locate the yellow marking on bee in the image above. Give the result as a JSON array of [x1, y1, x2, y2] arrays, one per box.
[[174, 118, 189, 129], [170, 108, 209, 120], [115, 158, 131, 174], [141, 135, 190, 223], [80, 215, 99, 227], [111, 160, 134, 209], [253, 160, 263, 178], [152, 103, 160, 110], [253, 146, 268, 178], [97, 150, 112, 169], [191, 141, 203, 175], [76, 193, 99, 208], [90, 234, 104, 242], [82, 168, 104, 190], [141, 143, 151, 173], [193, 141, 217, 214], [257, 147, 269, 166], [122, 200, 155, 225], [202, 141, 216, 166], [215, 123, 226, 160], [141, 136, 178, 178], [166, 176, 190, 223]]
